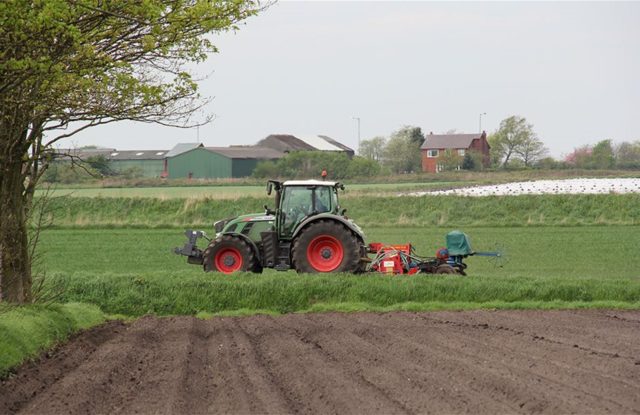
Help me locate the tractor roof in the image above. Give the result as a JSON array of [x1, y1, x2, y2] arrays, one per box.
[[283, 180, 337, 186]]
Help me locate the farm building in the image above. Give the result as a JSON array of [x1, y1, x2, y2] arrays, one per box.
[[108, 150, 167, 177], [164, 144, 283, 179], [53, 147, 166, 178], [257, 134, 355, 157], [421, 132, 490, 173]]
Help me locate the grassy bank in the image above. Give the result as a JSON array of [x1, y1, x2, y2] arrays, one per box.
[[45, 272, 640, 317], [0, 303, 105, 376], [41, 193, 640, 228]]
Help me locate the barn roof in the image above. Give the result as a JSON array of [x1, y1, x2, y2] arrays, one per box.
[[256, 135, 316, 152], [421, 133, 482, 150], [256, 134, 353, 153], [106, 150, 168, 160], [206, 146, 284, 160], [165, 143, 203, 158]]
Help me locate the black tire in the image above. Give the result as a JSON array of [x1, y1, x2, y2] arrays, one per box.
[[203, 235, 257, 274], [292, 220, 361, 274], [435, 264, 458, 275]]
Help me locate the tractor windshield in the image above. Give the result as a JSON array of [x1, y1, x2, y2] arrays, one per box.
[[280, 185, 334, 236]]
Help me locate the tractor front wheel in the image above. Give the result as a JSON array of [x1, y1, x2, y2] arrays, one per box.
[[292, 220, 361, 273], [203, 235, 257, 274]]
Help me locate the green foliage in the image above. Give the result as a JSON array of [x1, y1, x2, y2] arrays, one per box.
[[565, 140, 639, 170], [439, 149, 463, 171], [358, 136, 386, 161], [44, 271, 640, 317], [0, 303, 105, 376], [535, 157, 563, 170], [462, 150, 485, 171], [491, 116, 547, 168], [591, 140, 615, 169], [615, 141, 640, 169], [383, 126, 424, 173], [85, 155, 114, 177], [42, 162, 98, 184]]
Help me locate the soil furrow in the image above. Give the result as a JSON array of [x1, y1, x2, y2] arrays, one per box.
[[1, 310, 639, 415]]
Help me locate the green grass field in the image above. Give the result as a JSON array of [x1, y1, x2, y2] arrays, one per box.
[[35, 226, 640, 316], [37, 181, 466, 199], [40, 193, 640, 228]]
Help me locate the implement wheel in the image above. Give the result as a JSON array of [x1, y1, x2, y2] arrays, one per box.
[[203, 235, 257, 274], [292, 220, 360, 274]]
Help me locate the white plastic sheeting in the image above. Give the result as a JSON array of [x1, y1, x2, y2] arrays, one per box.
[[409, 178, 640, 197]]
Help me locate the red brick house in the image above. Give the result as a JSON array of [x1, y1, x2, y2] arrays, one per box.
[[420, 131, 490, 173]]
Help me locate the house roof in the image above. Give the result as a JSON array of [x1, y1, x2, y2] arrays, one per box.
[[421, 133, 482, 150], [206, 146, 284, 160], [165, 143, 203, 158]]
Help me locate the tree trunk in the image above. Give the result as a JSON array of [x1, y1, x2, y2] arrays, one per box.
[[0, 143, 32, 304]]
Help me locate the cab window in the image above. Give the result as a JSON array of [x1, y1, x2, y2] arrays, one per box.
[[314, 186, 332, 213], [281, 187, 313, 234]]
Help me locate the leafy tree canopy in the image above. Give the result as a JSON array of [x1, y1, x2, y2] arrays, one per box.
[[0, 0, 261, 303]]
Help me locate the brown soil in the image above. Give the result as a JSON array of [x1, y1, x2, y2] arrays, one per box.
[[2, 310, 639, 414]]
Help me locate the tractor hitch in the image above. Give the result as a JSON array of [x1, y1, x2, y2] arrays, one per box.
[[174, 229, 206, 265]]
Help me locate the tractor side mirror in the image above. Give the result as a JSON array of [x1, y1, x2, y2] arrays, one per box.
[[266, 182, 273, 195], [264, 204, 275, 215]]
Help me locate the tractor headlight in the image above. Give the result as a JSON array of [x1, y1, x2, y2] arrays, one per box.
[[213, 217, 236, 233], [214, 219, 227, 233]]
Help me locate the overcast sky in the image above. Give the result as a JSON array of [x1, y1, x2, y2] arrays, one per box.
[[61, 1, 640, 158]]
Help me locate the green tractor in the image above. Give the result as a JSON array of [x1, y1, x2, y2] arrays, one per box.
[[175, 180, 367, 273]]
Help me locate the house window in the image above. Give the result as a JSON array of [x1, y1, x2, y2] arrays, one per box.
[[458, 149, 465, 156], [427, 149, 439, 158]]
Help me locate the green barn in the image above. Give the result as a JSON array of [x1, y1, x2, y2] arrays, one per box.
[[166, 145, 282, 179], [109, 150, 167, 177]]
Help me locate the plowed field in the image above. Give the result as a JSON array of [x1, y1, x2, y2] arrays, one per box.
[[2, 311, 640, 414]]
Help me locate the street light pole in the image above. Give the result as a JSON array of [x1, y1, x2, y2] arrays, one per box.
[[479, 112, 486, 133], [351, 116, 361, 151]]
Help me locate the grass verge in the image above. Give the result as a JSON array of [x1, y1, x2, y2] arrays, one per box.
[[46, 272, 640, 317], [0, 303, 105, 377], [42, 194, 640, 228]]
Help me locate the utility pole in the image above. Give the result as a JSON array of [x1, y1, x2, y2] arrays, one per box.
[[479, 112, 486, 133], [351, 116, 361, 151]]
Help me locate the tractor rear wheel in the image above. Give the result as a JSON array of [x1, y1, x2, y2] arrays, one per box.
[[203, 235, 257, 274], [435, 264, 459, 275], [292, 220, 361, 273]]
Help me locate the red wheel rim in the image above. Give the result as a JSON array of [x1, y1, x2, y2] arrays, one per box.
[[214, 247, 243, 273], [306, 235, 344, 272]]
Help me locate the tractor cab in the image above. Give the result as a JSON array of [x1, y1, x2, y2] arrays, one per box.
[[265, 180, 345, 239]]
